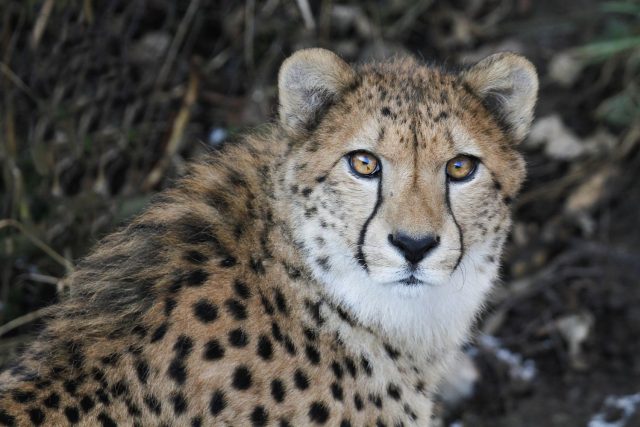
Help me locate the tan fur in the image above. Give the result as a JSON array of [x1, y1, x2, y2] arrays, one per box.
[[0, 49, 537, 426]]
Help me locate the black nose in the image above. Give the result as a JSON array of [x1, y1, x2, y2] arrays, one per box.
[[388, 233, 440, 265]]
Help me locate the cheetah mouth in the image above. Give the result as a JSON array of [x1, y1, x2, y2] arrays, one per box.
[[398, 275, 425, 286]]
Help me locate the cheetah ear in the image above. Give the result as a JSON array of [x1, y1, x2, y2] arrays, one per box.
[[278, 48, 357, 134], [462, 53, 538, 143]]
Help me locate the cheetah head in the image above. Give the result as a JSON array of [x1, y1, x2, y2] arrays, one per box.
[[278, 49, 537, 351]]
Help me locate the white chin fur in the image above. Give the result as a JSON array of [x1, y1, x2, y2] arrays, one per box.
[[309, 242, 498, 358]]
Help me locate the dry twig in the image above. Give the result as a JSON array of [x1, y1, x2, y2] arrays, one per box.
[[0, 219, 74, 273]]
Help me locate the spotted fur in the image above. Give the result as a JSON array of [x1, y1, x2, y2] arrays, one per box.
[[0, 49, 537, 426]]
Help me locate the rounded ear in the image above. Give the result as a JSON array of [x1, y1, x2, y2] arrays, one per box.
[[278, 48, 357, 134], [462, 53, 538, 143]]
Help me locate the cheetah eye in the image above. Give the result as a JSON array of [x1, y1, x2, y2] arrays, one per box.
[[445, 155, 478, 182], [347, 151, 381, 178]]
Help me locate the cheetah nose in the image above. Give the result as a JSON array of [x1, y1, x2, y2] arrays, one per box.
[[388, 233, 440, 265]]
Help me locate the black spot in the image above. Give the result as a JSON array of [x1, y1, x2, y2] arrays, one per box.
[[283, 335, 297, 355], [260, 296, 275, 315], [387, 383, 401, 400], [280, 420, 292, 427], [415, 381, 425, 392], [354, 393, 364, 410], [0, 410, 15, 426], [43, 392, 60, 409], [150, 322, 169, 342], [315, 257, 330, 271], [126, 401, 141, 417], [27, 408, 45, 425], [174, 335, 194, 358], [168, 277, 183, 294], [128, 345, 143, 356], [250, 257, 265, 274], [361, 356, 372, 376], [301, 188, 312, 197], [336, 306, 354, 324], [232, 365, 252, 390], [369, 393, 383, 408], [271, 322, 283, 342], [271, 379, 286, 403], [304, 328, 318, 341], [91, 367, 107, 387], [100, 352, 120, 366], [204, 339, 225, 360], [434, 111, 449, 122], [404, 404, 418, 420], [12, 390, 35, 403], [384, 343, 400, 360], [274, 289, 288, 314], [184, 250, 208, 264], [315, 175, 326, 183], [97, 411, 118, 427], [193, 299, 218, 323], [250, 406, 269, 427], [381, 107, 392, 116], [135, 360, 149, 384], [234, 280, 251, 299], [331, 382, 344, 401], [305, 344, 321, 365], [225, 299, 247, 320], [64, 378, 80, 395], [284, 264, 302, 279], [80, 395, 95, 412], [220, 256, 237, 267], [257, 335, 273, 360], [171, 392, 187, 415], [131, 325, 147, 338], [308, 401, 330, 424], [34, 379, 51, 390], [294, 369, 309, 390], [110, 380, 129, 397], [64, 406, 80, 423], [210, 390, 226, 415], [144, 394, 161, 415], [95, 389, 110, 405], [331, 361, 343, 379], [186, 269, 209, 286], [164, 298, 177, 316], [376, 418, 387, 427], [344, 357, 357, 378], [340, 420, 352, 427], [67, 343, 85, 369], [228, 328, 249, 347], [167, 359, 187, 385], [306, 300, 324, 325]]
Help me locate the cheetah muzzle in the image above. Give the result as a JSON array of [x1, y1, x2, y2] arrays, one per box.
[[0, 48, 537, 426]]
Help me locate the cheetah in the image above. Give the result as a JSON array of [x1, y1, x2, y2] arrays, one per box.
[[0, 48, 537, 426]]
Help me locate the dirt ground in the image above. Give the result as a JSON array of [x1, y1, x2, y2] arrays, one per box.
[[1, 1, 639, 425]]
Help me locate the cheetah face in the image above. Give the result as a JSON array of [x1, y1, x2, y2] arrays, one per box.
[[278, 49, 537, 349]]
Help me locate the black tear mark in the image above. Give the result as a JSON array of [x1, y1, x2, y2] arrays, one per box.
[[356, 178, 384, 272], [445, 182, 464, 272]]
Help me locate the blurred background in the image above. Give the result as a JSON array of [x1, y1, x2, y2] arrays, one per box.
[[1, 0, 639, 425]]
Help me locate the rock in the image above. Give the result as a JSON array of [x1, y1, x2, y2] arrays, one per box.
[[555, 312, 594, 370], [528, 115, 586, 160], [549, 51, 586, 87], [437, 352, 480, 408], [565, 169, 615, 214]]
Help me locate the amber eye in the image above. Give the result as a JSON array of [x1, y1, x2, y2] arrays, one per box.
[[348, 151, 381, 177], [445, 155, 478, 181]]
